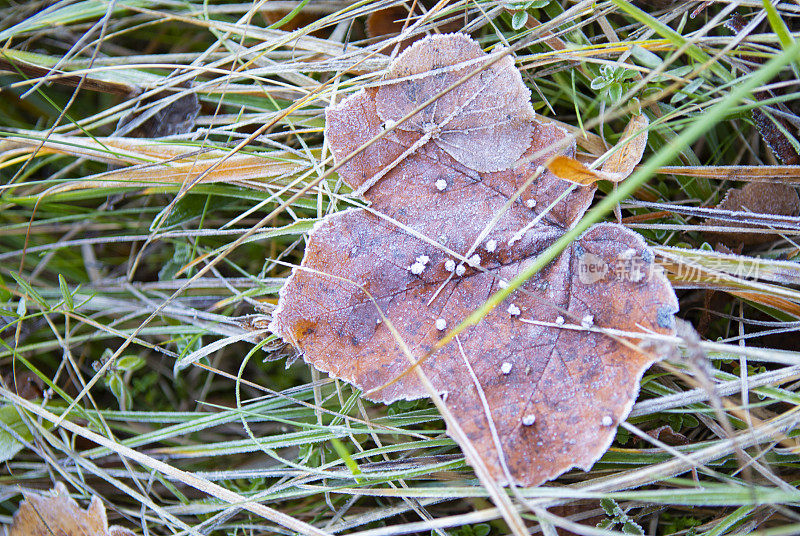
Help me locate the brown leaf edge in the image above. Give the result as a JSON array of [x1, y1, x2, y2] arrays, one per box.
[[6, 482, 135, 536]]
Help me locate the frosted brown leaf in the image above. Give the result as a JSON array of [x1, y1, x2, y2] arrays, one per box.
[[5, 482, 135, 536], [270, 33, 678, 486]]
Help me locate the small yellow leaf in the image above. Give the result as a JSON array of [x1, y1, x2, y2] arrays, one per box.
[[547, 114, 649, 185], [601, 114, 650, 178]]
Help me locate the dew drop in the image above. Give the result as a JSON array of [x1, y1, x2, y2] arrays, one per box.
[[498, 280, 509, 289], [601, 415, 613, 426], [555, 316, 565, 325], [416, 255, 430, 265], [435, 318, 447, 331], [581, 314, 594, 328], [526, 199, 537, 208], [500, 362, 512, 374], [485, 239, 497, 253], [455, 264, 466, 276], [522, 414, 536, 426], [468, 254, 481, 267], [507, 304, 521, 316], [444, 259, 456, 272], [435, 179, 448, 191]]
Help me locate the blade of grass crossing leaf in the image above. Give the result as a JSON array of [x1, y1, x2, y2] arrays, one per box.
[[437, 37, 800, 349], [57, 274, 73, 311]]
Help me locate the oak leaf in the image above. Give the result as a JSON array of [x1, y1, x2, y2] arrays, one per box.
[[6, 482, 135, 536], [270, 33, 678, 486]]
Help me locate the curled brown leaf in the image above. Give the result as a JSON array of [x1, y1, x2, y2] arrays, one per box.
[[547, 114, 649, 185]]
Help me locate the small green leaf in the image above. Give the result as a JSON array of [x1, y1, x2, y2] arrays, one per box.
[[116, 355, 145, 372], [0, 405, 39, 462], [596, 518, 615, 529], [158, 242, 193, 281], [630, 45, 662, 69], [590, 76, 608, 91], [601, 498, 618, 516], [0, 272, 11, 302], [511, 11, 528, 30], [58, 274, 73, 311], [608, 82, 623, 103], [622, 520, 645, 535], [9, 272, 48, 310]]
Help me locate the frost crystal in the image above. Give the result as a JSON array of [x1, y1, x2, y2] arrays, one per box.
[[522, 414, 536, 426], [409, 262, 425, 275]]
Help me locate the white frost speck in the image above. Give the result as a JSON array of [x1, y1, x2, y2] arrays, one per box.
[[468, 254, 481, 267], [455, 264, 466, 276], [555, 316, 565, 325], [416, 255, 430, 265], [435, 318, 447, 331], [435, 179, 448, 191], [485, 239, 497, 253], [526, 199, 537, 208], [409, 262, 425, 275], [601, 416, 614, 426], [500, 362, 512, 374], [522, 414, 536, 426], [507, 304, 521, 316], [581, 314, 594, 328], [498, 280, 509, 289], [376, 318, 382, 325], [444, 259, 456, 272]]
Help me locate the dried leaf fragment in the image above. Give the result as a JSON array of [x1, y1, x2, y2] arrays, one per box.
[[705, 181, 800, 247], [115, 84, 199, 138], [547, 114, 649, 184], [271, 34, 677, 487], [6, 482, 135, 536]]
